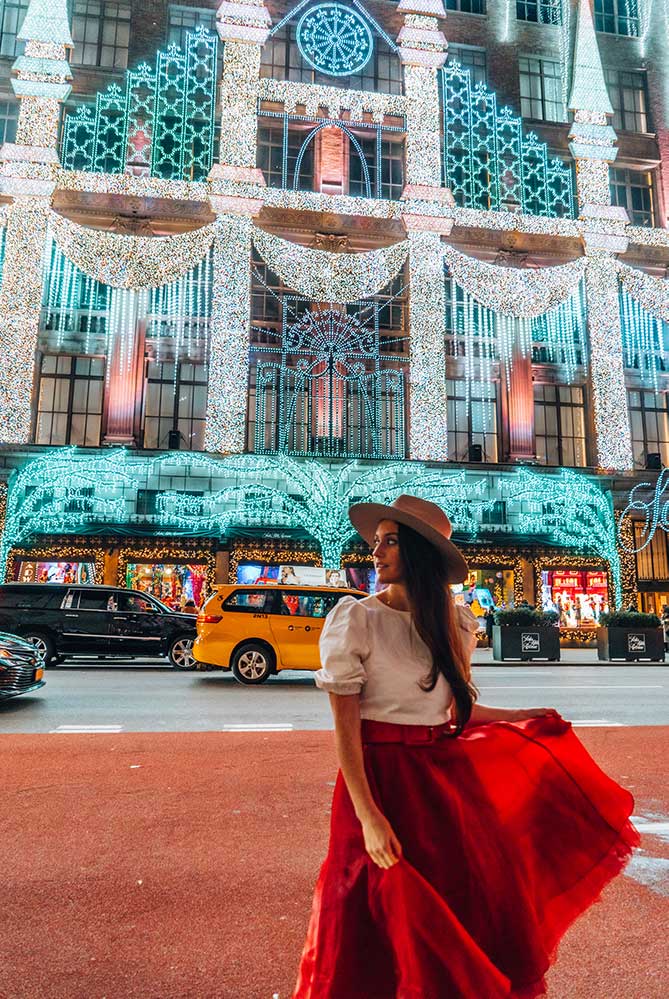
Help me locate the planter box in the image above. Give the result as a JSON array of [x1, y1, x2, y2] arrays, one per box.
[[492, 625, 561, 662], [596, 627, 665, 662]]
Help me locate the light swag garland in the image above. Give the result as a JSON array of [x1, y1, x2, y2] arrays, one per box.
[[48, 211, 216, 290], [252, 227, 409, 304], [617, 260, 669, 322], [441, 244, 587, 318]]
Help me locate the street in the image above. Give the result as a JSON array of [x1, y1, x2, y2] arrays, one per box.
[[1, 662, 667, 732], [2, 666, 668, 999]]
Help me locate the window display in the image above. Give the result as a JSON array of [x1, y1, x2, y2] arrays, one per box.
[[541, 569, 609, 627], [13, 560, 95, 584], [125, 562, 208, 610], [237, 563, 377, 593], [452, 568, 515, 621]]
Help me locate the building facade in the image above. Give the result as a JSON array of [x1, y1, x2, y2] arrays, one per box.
[[0, 0, 667, 635]]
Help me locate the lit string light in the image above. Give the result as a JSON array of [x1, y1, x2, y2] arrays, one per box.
[[619, 285, 668, 389], [0, 448, 622, 597]]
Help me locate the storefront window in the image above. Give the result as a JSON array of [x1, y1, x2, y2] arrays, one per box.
[[540, 569, 609, 627], [125, 562, 208, 610], [451, 568, 515, 625], [13, 560, 95, 584], [237, 563, 377, 593]]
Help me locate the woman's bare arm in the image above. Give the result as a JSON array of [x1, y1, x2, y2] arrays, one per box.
[[470, 703, 554, 723], [329, 692, 402, 869]]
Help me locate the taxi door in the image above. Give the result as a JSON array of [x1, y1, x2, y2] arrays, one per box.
[[269, 590, 338, 669]]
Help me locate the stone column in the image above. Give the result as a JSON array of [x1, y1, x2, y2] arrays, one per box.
[[204, 213, 255, 454], [567, 0, 633, 470], [397, 0, 453, 207], [0, 0, 73, 444], [103, 291, 148, 445], [406, 228, 449, 461], [505, 346, 536, 461], [210, 0, 270, 187]]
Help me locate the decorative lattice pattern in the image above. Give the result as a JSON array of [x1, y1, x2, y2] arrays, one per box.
[[441, 63, 574, 218], [61, 26, 218, 181]]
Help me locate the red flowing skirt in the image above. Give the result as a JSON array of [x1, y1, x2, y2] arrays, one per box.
[[293, 713, 638, 999]]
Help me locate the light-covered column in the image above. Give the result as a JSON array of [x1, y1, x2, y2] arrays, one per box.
[[406, 229, 449, 461], [210, 0, 270, 186], [567, 0, 633, 470], [204, 213, 254, 453], [0, 1, 73, 443], [397, 0, 451, 203]]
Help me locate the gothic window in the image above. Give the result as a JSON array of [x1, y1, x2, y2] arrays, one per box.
[[594, 0, 639, 37], [516, 0, 561, 24], [142, 359, 207, 451], [604, 69, 650, 133]]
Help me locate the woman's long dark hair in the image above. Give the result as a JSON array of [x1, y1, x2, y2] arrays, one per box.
[[398, 523, 478, 735]]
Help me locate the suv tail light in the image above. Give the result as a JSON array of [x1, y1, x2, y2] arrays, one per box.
[[197, 613, 222, 624]]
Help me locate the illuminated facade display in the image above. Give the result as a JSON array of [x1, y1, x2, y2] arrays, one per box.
[[2, 0, 669, 616]]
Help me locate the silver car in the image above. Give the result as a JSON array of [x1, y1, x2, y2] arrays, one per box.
[[0, 632, 46, 700]]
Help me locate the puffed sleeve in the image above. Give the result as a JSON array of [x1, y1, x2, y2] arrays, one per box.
[[315, 596, 369, 695], [457, 604, 480, 667]]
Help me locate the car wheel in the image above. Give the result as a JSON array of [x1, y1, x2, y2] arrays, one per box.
[[231, 643, 274, 685], [169, 635, 197, 670], [22, 632, 55, 666]]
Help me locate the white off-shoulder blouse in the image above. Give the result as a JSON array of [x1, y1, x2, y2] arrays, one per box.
[[315, 594, 480, 726]]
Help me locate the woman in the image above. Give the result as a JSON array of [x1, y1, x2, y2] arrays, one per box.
[[293, 495, 638, 999]]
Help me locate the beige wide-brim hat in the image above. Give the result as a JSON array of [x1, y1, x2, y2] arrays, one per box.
[[348, 494, 469, 584]]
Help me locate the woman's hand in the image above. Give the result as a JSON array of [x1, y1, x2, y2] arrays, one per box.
[[360, 807, 402, 869], [507, 707, 557, 722]]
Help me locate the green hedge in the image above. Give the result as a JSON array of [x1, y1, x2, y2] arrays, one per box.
[[599, 610, 661, 628], [494, 607, 559, 627]]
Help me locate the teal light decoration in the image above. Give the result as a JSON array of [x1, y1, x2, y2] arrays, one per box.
[[251, 263, 408, 460], [0, 450, 621, 601], [60, 26, 218, 181], [619, 285, 668, 389], [441, 63, 574, 218], [295, 3, 374, 76]]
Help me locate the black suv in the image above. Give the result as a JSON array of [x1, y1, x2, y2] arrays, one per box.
[[0, 584, 198, 668]]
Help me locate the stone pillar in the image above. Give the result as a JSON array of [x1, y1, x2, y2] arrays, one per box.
[[406, 228, 449, 461], [397, 0, 453, 204], [316, 126, 347, 196], [505, 346, 536, 461], [210, 0, 270, 187], [103, 291, 148, 445], [0, 0, 73, 444], [204, 213, 255, 454], [0, 202, 50, 442], [567, 0, 633, 471]]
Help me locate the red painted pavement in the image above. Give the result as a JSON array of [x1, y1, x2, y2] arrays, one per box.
[[1, 728, 666, 999]]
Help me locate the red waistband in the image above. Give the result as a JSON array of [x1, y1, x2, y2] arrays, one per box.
[[361, 719, 456, 745]]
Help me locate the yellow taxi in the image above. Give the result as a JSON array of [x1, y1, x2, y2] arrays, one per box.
[[193, 583, 365, 684]]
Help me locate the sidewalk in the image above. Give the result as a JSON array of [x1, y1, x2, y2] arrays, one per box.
[[473, 647, 667, 666]]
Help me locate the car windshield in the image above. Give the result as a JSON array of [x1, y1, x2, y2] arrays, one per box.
[[144, 594, 172, 613]]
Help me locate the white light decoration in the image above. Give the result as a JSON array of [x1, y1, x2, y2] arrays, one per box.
[[0, 201, 49, 443], [584, 252, 634, 470], [619, 286, 667, 389], [218, 42, 262, 169], [257, 78, 406, 122], [205, 214, 253, 453], [252, 227, 409, 303], [407, 230, 449, 461], [56, 170, 209, 202], [403, 64, 443, 188], [441, 244, 586, 317], [617, 260, 669, 321], [48, 211, 215, 289]]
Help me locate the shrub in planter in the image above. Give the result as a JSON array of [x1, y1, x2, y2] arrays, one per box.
[[597, 610, 663, 661], [492, 607, 560, 661]]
